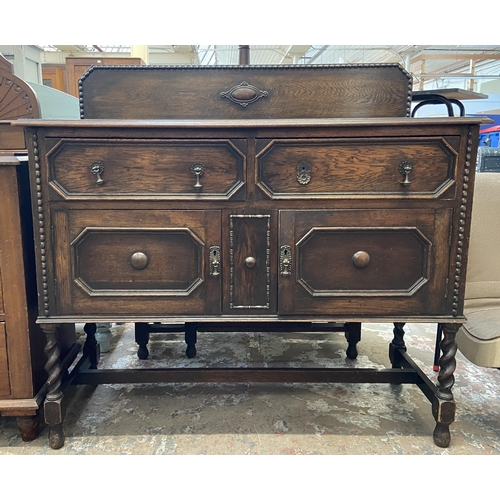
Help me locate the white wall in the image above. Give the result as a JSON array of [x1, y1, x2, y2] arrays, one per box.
[[0, 45, 43, 83]]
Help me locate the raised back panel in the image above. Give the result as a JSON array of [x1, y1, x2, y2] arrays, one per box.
[[80, 64, 412, 120]]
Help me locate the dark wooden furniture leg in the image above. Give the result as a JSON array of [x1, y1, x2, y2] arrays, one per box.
[[16, 415, 40, 441], [135, 322, 150, 359], [185, 322, 197, 358], [41, 323, 65, 449], [389, 322, 407, 369], [345, 322, 361, 359], [433, 323, 459, 448], [433, 324, 443, 372], [83, 323, 100, 369]]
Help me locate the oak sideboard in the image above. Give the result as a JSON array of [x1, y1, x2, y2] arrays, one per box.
[[16, 64, 489, 449]]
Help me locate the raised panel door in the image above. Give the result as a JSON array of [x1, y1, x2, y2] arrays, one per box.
[[278, 209, 453, 317]]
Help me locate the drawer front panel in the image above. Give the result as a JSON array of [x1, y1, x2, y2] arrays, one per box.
[[47, 139, 246, 200], [279, 209, 453, 316], [51, 210, 222, 316], [257, 137, 457, 199], [0, 323, 9, 396]]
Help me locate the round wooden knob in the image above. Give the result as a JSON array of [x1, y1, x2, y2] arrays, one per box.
[[130, 252, 149, 270], [244, 256, 257, 269], [352, 251, 370, 269]]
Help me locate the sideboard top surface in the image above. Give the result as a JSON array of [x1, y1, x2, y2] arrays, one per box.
[[15, 116, 492, 129]]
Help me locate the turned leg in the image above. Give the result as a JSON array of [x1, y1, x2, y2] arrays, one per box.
[[389, 322, 407, 368], [95, 323, 113, 353], [16, 415, 40, 442], [432, 323, 459, 448], [83, 323, 100, 369], [185, 322, 197, 358], [42, 323, 65, 450], [344, 322, 361, 359], [135, 322, 150, 359]]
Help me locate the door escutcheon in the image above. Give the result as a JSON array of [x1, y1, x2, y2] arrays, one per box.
[[296, 161, 311, 185], [280, 245, 292, 276], [209, 245, 221, 276]]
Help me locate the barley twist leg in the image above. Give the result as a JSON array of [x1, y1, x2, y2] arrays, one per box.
[[432, 323, 459, 448], [42, 323, 65, 449]]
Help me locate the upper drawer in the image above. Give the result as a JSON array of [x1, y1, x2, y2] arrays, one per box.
[[46, 138, 246, 200], [256, 137, 458, 199]]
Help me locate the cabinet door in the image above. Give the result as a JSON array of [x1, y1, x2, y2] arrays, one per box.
[[279, 209, 453, 318], [50, 209, 222, 317], [224, 214, 275, 314]]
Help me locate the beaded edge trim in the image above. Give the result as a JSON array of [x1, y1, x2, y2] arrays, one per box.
[[452, 126, 474, 316], [78, 63, 413, 118], [32, 130, 50, 316]]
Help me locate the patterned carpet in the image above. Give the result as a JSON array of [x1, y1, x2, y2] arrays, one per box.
[[1, 322, 500, 455]]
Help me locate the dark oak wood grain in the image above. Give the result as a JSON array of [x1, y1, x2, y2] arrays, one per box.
[[79, 65, 412, 120]]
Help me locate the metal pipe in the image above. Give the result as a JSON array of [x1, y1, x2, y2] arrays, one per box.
[[238, 45, 250, 65]]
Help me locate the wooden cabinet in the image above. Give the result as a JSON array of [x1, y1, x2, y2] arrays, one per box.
[[16, 64, 488, 449], [0, 155, 57, 440], [65, 57, 144, 97], [25, 119, 475, 322]]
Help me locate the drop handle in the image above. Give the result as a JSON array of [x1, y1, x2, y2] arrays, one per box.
[[398, 161, 414, 188], [191, 162, 205, 191], [90, 161, 105, 185]]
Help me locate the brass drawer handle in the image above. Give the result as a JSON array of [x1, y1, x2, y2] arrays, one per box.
[[280, 245, 292, 276], [191, 162, 205, 191], [90, 161, 105, 185], [352, 251, 371, 269], [296, 161, 311, 185], [398, 161, 414, 188], [130, 252, 149, 270], [210, 246, 221, 276]]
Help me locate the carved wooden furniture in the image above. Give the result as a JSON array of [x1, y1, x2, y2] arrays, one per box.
[[0, 54, 76, 441], [16, 64, 489, 449]]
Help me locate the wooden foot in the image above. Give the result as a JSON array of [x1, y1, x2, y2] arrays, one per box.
[[344, 322, 361, 359], [16, 415, 40, 442], [135, 322, 150, 359], [433, 422, 451, 448], [47, 422, 65, 450], [185, 323, 197, 358]]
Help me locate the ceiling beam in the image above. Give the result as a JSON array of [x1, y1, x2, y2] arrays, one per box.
[[413, 53, 500, 62]]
